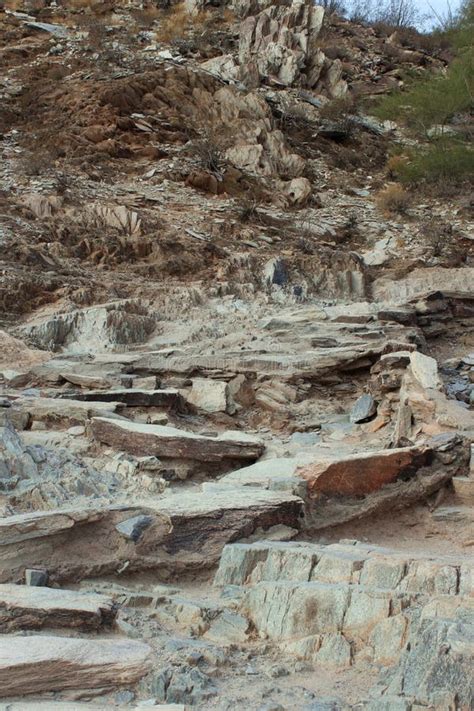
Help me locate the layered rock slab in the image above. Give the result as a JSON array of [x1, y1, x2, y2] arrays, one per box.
[[0, 635, 151, 696], [59, 388, 186, 410], [91, 417, 264, 462], [3, 397, 122, 428], [0, 584, 117, 631], [214, 435, 469, 529], [0, 491, 302, 582], [214, 538, 474, 691]]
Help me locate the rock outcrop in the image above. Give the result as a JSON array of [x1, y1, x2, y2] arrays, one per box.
[[0, 636, 152, 696]]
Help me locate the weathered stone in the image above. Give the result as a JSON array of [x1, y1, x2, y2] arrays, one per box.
[[19, 300, 156, 354], [315, 633, 352, 668], [91, 417, 264, 462], [373, 267, 474, 305], [359, 557, 407, 590], [0, 584, 117, 631], [243, 581, 350, 640], [204, 609, 250, 644], [342, 589, 392, 639], [11, 397, 122, 426], [60, 372, 112, 389], [349, 394, 377, 423], [381, 618, 474, 708], [187, 379, 230, 413], [370, 614, 409, 665], [214, 542, 271, 586], [299, 445, 430, 497], [25, 569, 48, 587], [62, 388, 185, 410], [0, 490, 302, 583], [408, 351, 442, 390], [115, 514, 154, 542], [0, 635, 151, 696]]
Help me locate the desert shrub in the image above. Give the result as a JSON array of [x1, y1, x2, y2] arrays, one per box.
[[373, 52, 473, 134], [319, 96, 356, 122], [396, 140, 474, 187], [385, 153, 409, 178], [155, 3, 191, 42], [374, 0, 473, 133], [187, 136, 225, 173], [319, 0, 346, 14], [376, 184, 411, 213], [155, 3, 211, 43]]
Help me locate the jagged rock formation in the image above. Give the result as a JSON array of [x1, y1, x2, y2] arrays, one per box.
[[237, 0, 346, 96]]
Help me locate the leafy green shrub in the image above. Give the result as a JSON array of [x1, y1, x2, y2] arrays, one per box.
[[397, 140, 474, 186], [373, 0, 473, 134], [373, 51, 473, 133]]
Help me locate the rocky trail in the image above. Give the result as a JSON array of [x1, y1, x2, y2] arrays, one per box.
[[0, 0, 473, 709]]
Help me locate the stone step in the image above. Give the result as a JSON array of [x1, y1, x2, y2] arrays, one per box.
[[452, 476, 474, 505], [0, 635, 151, 696], [0, 584, 117, 632], [215, 541, 474, 596], [432, 505, 474, 524], [57, 388, 186, 411], [91, 417, 264, 463], [0, 492, 303, 584]]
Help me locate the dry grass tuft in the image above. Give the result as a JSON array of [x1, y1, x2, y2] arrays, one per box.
[[376, 184, 411, 214]]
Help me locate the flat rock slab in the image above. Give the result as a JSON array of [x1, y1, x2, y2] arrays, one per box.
[[373, 267, 474, 304], [0, 584, 117, 632], [9, 397, 122, 425], [299, 445, 430, 497], [0, 635, 151, 696], [0, 504, 169, 583], [0, 491, 302, 583], [132, 343, 397, 381], [60, 388, 185, 410], [91, 417, 264, 462]]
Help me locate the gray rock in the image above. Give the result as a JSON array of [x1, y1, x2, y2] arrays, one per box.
[[289, 432, 320, 446], [115, 515, 154, 542], [302, 699, 348, 711], [350, 394, 377, 423], [381, 618, 474, 708], [204, 609, 249, 645], [25, 569, 48, 587]]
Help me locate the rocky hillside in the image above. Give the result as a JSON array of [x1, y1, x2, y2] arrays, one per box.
[[0, 0, 473, 709]]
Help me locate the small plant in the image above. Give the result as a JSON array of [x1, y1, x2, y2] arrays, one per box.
[[237, 197, 259, 223], [397, 140, 474, 189], [386, 153, 409, 179], [188, 136, 225, 174], [155, 3, 190, 43], [376, 184, 411, 214]]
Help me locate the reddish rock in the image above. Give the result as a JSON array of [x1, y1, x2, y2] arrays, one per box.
[[299, 446, 430, 497]]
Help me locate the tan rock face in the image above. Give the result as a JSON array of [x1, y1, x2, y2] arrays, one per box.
[[235, 0, 347, 96], [91, 417, 264, 462], [0, 584, 117, 632], [298, 446, 430, 497], [0, 635, 151, 696], [0, 491, 303, 583]]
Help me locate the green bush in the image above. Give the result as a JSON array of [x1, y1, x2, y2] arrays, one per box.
[[373, 50, 473, 133], [374, 0, 473, 134], [397, 140, 474, 186]]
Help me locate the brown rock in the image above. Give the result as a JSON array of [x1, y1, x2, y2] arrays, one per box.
[[91, 417, 264, 462], [0, 584, 117, 632], [0, 489, 302, 583], [299, 446, 430, 497], [0, 635, 151, 696]]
